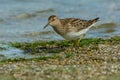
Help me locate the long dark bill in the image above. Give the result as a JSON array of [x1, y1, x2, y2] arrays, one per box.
[[43, 23, 49, 29]]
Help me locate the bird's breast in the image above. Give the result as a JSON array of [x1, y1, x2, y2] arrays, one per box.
[[52, 26, 66, 35]]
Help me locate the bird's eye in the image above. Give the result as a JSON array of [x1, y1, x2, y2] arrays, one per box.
[[52, 18, 55, 21]]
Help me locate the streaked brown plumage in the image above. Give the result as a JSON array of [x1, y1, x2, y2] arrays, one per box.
[[44, 15, 99, 40]]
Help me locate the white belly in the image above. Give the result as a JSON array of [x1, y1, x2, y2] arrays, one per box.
[[62, 23, 96, 40], [63, 28, 89, 40]]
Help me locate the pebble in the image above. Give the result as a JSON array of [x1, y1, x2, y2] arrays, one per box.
[[0, 44, 119, 80]]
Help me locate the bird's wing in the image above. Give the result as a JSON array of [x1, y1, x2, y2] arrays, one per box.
[[61, 17, 99, 31], [60, 18, 89, 31]]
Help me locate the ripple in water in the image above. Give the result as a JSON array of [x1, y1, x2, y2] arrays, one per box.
[[0, 43, 36, 60]]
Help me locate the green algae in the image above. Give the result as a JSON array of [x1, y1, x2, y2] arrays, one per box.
[[65, 52, 74, 58], [0, 36, 118, 64], [0, 37, 119, 80], [11, 36, 120, 52]]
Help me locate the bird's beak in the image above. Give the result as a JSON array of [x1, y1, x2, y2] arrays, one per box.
[[43, 23, 49, 29]]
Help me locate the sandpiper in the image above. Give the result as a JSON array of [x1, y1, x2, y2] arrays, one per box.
[[43, 15, 99, 44]]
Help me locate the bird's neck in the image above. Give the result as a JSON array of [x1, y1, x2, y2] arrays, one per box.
[[52, 22, 65, 35]]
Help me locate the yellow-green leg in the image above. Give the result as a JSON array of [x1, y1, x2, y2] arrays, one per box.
[[76, 34, 86, 46], [69, 40, 74, 46], [69, 40, 77, 47]]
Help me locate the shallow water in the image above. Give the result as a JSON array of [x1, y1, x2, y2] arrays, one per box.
[[0, 0, 120, 58], [0, 43, 37, 60], [0, 0, 120, 42]]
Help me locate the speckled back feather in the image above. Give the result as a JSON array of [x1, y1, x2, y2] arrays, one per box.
[[60, 17, 99, 31]]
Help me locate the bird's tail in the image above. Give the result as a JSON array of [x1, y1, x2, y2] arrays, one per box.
[[87, 17, 99, 29], [89, 17, 100, 23]]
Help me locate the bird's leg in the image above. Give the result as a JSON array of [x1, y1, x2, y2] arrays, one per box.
[[82, 33, 86, 39], [70, 34, 86, 47], [69, 40, 77, 47], [69, 40, 74, 46], [76, 33, 86, 46]]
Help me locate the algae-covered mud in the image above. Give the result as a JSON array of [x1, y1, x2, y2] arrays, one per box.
[[0, 37, 119, 80]]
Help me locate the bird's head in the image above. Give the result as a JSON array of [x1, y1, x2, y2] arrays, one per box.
[[43, 15, 60, 29]]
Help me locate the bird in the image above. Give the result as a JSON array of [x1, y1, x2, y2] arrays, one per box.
[[43, 15, 99, 45]]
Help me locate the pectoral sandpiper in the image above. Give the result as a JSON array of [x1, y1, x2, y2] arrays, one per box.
[[43, 15, 99, 45]]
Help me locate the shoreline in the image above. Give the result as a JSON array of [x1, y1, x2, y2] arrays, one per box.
[[0, 36, 120, 80]]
